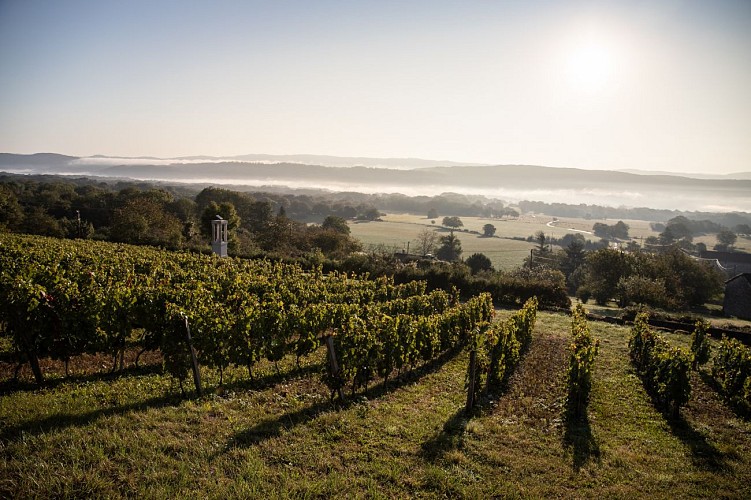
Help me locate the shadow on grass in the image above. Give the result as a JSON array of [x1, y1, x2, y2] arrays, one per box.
[[420, 408, 470, 462], [699, 370, 751, 422], [639, 371, 730, 472], [0, 391, 182, 443], [563, 409, 601, 472], [666, 414, 729, 472], [219, 362, 322, 394], [0, 360, 324, 443], [225, 347, 462, 451], [0, 362, 163, 396]]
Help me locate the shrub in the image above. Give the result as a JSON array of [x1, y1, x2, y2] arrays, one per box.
[[567, 304, 599, 418], [629, 313, 691, 418], [690, 320, 711, 369]]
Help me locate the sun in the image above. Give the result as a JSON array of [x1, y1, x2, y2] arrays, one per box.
[[566, 41, 615, 92]]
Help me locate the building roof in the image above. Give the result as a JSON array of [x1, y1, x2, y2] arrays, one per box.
[[725, 273, 751, 285], [702, 251, 751, 264]]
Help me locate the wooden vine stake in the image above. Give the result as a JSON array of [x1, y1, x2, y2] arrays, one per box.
[[465, 349, 477, 413], [325, 335, 344, 401], [183, 315, 203, 397]]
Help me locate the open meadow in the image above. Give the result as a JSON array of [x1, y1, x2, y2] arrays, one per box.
[[349, 213, 751, 271], [2, 311, 750, 498], [349, 213, 663, 271]]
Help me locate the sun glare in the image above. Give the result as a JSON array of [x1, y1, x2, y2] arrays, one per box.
[[566, 41, 615, 92]]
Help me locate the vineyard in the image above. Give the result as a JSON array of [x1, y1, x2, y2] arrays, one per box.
[[2, 234, 751, 497], [0, 234, 498, 395]]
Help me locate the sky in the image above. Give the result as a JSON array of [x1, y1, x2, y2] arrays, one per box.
[[1, 0, 750, 174]]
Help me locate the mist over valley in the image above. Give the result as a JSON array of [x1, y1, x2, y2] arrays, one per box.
[[2, 152, 749, 213]]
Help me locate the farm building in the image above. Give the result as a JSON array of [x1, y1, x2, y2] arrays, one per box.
[[700, 250, 751, 276], [724, 273, 751, 320]]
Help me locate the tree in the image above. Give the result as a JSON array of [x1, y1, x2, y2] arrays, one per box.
[[414, 228, 438, 256], [482, 223, 496, 237], [659, 226, 677, 245], [321, 215, 350, 235], [442, 216, 463, 229], [436, 231, 462, 261], [560, 239, 586, 282], [246, 200, 273, 236], [535, 230, 547, 253], [502, 207, 519, 218], [200, 201, 240, 239], [579, 248, 632, 305], [716, 230, 737, 249], [427, 208, 438, 219], [111, 199, 183, 247], [733, 224, 751, 237], [24, 207, 65, 238], [466, 253, 493, 274], [0, 185, 23, 230], [611, 221, 630, 240], [305, 226, 361, 258], [592, 223, 610, 239], [359, 207, 381, 221], [666, 220, 692, 241]]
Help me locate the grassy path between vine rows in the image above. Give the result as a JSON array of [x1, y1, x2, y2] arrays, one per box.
[[1, 311, 750, 498]]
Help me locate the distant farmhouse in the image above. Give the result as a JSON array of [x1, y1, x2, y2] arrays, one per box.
[[724, 273, 751, 321], [699, 250, 751, 276]]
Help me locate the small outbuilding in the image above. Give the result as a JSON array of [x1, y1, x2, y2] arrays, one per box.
[[723, 273, 751, 320]]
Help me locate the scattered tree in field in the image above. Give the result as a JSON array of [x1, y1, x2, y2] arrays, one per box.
[[593, 220, 630, 240], [442, 216, 463, 229], [716, 230, 737, 250], [501, 207, 519, 218], [427, 208, 438, 219], [436, 231, 462, 261], [414, 228, 438, 256], [535, 231, 548, 253], [466, 252, 493, 274], [321, 215, 350, 235], [482, 223, 496, 237], [359, 207, 381, 221]]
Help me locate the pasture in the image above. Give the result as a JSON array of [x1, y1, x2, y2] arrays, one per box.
[[349, 213, 663, 270]]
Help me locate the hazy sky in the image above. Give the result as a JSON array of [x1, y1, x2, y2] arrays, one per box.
[[1, 0, 750, 174]]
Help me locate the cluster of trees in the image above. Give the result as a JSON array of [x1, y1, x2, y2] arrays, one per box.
[[648, 215, 748, 252], [576, 247, 723, 309], [524, 229, 724, 310], [592, 220, 630, 240], [519, 200, 751, 229], [0, 178, 367, 259]]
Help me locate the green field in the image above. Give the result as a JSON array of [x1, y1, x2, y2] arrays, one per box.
[[348, 213, 657, 271], [2, 311, 750, 498], [349, 213, 751, 271]]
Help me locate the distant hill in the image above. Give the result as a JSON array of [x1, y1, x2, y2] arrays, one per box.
[[173, 154, 485, 169], [618, 168, 751, 180], [1, 153, 749, 212], [0, 152, 78, 167]]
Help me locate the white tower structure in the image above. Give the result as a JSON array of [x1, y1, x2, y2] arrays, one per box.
[[211, 215, 228, 257]]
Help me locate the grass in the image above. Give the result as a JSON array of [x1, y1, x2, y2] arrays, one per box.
[[349, 213, 751, 272], [2, 311, 750, 498]]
